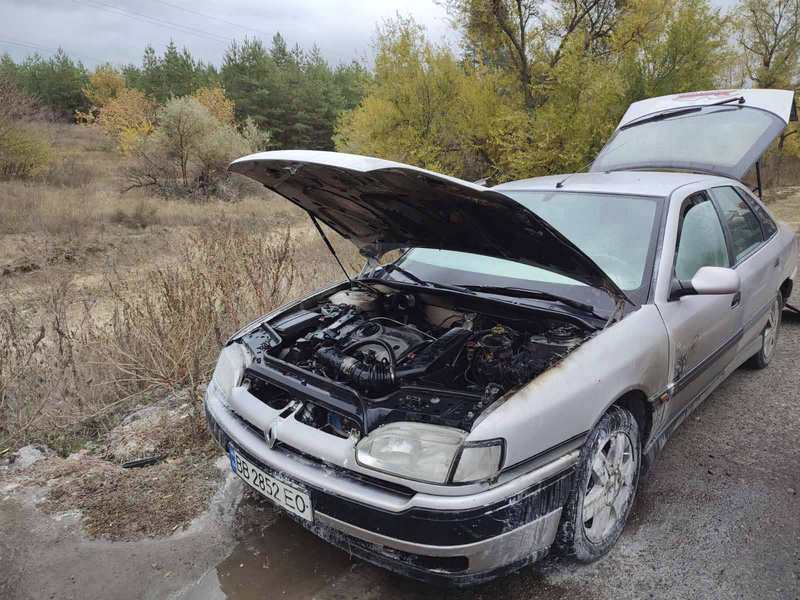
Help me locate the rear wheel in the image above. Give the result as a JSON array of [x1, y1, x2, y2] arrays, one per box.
[[746, 292, 783, 369], [555, 406, 640, 562]]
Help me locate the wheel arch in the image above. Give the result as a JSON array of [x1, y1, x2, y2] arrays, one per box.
[[780, 277, 792, 303], [610, 390, 653, 452]]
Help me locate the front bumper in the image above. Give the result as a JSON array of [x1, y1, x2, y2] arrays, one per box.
[[205, 390, 576, 585]]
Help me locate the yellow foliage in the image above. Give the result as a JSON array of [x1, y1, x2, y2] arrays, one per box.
[[83, 65, 126, 109], [334, 17, 521, 180], [192, 86, 235, 125], [0, 124, 52, 179], [97, 88, 156, 153]]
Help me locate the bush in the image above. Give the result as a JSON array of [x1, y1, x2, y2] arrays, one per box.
[[125, 96, 264, 198], [0, 125, 52, 180], [98, 222, 298, 403], [96, 87, 156, 153], [0, 77, 52, 180]]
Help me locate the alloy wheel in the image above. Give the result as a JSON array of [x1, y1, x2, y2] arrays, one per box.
[[763, 299, 781, 361], [582, 431, 636, 543]]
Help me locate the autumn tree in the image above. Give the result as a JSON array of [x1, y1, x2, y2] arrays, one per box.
[[335, 17, 521, 179], [615, 0, 732, 105], [193, 85, 235, 125], [443, 0, 619, 108], [96, 87, 156, 153], [83, 65, 126, 108], [126, 96, 266, 197], [735, 0, 800, 88]]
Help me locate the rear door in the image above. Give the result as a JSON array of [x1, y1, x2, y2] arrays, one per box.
[[708, 186, 779, 353], [655, 191, 742, 420]]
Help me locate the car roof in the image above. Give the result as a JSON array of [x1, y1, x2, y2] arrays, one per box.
[[493, 170, 739, 198]]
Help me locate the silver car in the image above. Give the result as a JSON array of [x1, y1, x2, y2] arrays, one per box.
[[204, 89, 798, 585]]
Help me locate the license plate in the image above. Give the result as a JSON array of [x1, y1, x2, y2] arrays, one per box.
[[228, 446, 313, 522]]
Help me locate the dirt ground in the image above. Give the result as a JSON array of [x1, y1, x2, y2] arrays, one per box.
[[2, 199, 800, 600]]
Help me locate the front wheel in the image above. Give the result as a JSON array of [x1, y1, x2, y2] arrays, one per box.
[[746, 292, 783, 369], [555, 406, 641, 562]]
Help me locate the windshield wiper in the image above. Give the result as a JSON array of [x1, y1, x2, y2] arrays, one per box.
[[462, 285, 600, 316], [373, 263, 475, 294], [620, 95, 745, 131]]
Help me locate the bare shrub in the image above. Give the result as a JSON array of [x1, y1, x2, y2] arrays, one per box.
[[96, 221, 299, 413], [0, 278, 112, 453]]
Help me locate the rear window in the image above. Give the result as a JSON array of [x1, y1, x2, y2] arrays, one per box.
[[710, 186, 764, 262], [735, 188, 778, 238], [592, 106, 785, 178]]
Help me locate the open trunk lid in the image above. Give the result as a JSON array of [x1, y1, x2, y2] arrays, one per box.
[[591, 89, 797, 180], [229, 150, 629, 303]]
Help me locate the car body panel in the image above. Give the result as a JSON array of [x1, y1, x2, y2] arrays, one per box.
[[229, 150, 628, 301], [467, 303, 670, 466]]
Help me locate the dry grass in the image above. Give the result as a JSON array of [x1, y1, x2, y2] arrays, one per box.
[[0, 124, 355, 455]]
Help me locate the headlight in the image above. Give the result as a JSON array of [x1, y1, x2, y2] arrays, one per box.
[[355, 422, 503, 484], [208, 343, 251, 404]]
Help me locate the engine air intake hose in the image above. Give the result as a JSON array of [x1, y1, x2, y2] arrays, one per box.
[[315, 346, 395, 394]]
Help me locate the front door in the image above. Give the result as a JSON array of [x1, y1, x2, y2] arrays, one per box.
[[655, 192, 743, 421]]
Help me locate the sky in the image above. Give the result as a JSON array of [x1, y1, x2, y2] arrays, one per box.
[[0, 0, 459, 68], [0, 0, 740, 69]]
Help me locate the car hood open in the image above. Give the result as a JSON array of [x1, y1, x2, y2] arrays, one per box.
[[229, 150, 630, 303], [591, 88, 797, 180]]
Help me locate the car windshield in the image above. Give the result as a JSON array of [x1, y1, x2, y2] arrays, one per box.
[[392, 191, 661, 307]]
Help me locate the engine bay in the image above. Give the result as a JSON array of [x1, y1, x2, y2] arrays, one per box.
[[239, 285, 591, 434]]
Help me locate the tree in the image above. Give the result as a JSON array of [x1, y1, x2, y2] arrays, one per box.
[[193, 85, 235, 125], [96, 87, 156, 153], [443, 0, 620, 108], [125, 42, 218, 102], [126, 96, 265, 197], [735, 0, 800, 88], [335, 16, 521, 179], [82, 64, 126, 108], [11, 49, 89, 118], [221, 34, 366, 150], [615, 0, 732, 105]]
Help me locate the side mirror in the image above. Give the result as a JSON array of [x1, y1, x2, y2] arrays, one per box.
[[670, 266, 740, 300]]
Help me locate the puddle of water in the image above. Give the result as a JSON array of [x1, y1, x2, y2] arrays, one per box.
[[182, 500, 355, 600]]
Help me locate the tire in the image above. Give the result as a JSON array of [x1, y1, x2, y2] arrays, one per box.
[[555, 406, 641, 562], [746, 291, 783, 369]]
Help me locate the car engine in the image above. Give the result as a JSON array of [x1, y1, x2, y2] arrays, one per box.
[[242, 286, 589, 414]]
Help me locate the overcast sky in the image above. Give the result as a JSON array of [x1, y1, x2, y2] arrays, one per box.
[[0, 0, 460, 68], [1, 0, 738, 69]]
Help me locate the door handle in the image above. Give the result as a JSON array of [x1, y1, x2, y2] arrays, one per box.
[[731, 292, 741, 308], [774, 257, 780, 268]]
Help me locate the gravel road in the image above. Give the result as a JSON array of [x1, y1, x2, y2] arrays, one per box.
[[2, 276, 798, 600]]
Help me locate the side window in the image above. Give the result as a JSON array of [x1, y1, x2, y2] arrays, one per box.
[[735, 188, 777, 238], [710, 187, 764, 261], [675, 195, 730, 281]]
